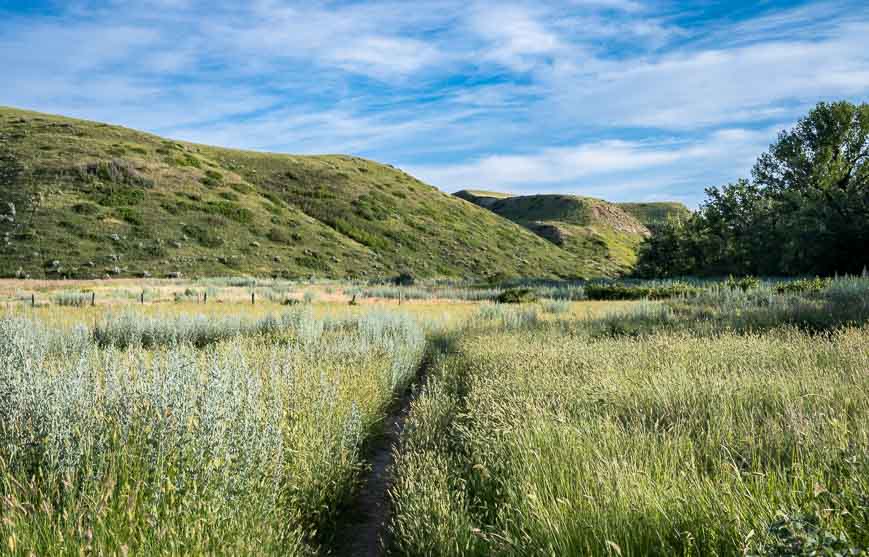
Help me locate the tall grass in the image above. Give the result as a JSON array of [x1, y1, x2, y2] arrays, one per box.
[[258, 284, 297, 303], [195, 276, 260, 288], [6, 275, 869, 555], [535, 283, 586, 301], [52, 290, 92, 307], [349, 283, 590, 302], [540, 299, 570, 314], [580, 276, 869, 337], [350, 285, 503, 302], [476, 303, 540, 330], [0, 310, 425, 555], [92, 307, 321, 349], [390, 325, 869, 555]]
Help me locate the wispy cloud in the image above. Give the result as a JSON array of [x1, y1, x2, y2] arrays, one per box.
[[1, 0, 867, 206], [547, 22, 869, 130], [408, 126, 776, 203], [469, 3, 564, 71]]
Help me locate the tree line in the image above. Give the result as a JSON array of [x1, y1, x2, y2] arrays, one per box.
[[636, 101, 869, 277]]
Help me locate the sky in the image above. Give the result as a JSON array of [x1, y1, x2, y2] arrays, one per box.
[[1, 0, 868, 206]]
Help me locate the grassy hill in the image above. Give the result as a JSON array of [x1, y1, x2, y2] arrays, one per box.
[[616, 202, 691, 227], [0, 107, 618, 280], [453, 189, 514, 208], [454, 189, 653, 274]]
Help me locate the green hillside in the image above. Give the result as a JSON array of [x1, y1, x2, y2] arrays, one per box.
[[453, 189, 514, 208], [454, 190, 652, 274], [617, 202, 691, 227], [0, 107, 615, 280]]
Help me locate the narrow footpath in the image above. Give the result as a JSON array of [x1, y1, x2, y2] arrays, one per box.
[[332, 359, 431, 557]]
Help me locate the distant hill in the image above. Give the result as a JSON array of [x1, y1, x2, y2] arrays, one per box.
[[616, 202, 691, 227], [454, 190, 666, 274], [0, 107, 625, 280], [453, 189, 514, 208]]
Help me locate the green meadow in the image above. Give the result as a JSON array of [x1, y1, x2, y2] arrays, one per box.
[[1, 276, 867, 556]]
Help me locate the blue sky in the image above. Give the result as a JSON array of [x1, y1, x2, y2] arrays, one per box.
[[1, 0, 867, 206]]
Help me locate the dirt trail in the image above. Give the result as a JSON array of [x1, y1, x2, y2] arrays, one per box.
[[332, 362, 429, 557]]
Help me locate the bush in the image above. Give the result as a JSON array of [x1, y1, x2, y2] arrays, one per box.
[[96, 185, 146, 207], [725, 275, 761, 292], [754, 511, 865, 557], [172, 153, 202, 168], [53, 291, 93, 307], [78, 159, 154, 189], [183, 224, 224, 248], [71, 202, 101, 215], [497, 288, 538, 304], [486, 271, 518, 286], [116, 207, 144, 225], [585, 282, 699, 301], [202, 201, 253, 224], [268, 227, 293, 244], [202, 169, 224, 188], [775, 277, 830, 295], [326, 218, 388, 251], [392, 272, 415, 286]]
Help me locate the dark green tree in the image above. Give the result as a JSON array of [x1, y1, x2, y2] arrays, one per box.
[[752, 101, 869, 274], [697, 179, 776, 274], [634, 217, 700, 278], [635, 101, 869, 277]]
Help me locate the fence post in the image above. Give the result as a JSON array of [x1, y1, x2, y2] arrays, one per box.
[[31, 293, 35, 307], [251, 291, 256, 305], [204, 292, 208, 304], [91, 292, 95, 307], [140, 291, 144, 304]]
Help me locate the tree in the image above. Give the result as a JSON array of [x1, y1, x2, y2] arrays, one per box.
[[634, 217, 699, 278], [635, 101, 869, 277], [752, 101, 869, 274], [697, 179, 776, 275]]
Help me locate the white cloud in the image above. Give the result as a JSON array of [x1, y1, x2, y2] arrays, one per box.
[[329, 36, 443, 77], [411, 140, 679, 186], [165, 102, 486, 157], [1, 0, 867, 208], [215, 1, 453, 79], [407, 126, 779, 205], [469, 3, 563, 70], [544, 19, 869, 129]]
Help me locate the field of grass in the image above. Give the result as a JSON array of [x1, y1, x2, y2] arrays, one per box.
[[388, 278, 869, 556], [1, 276, 868, 555], [0, 302, 428, 555], [392, 323, 869, 555]]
